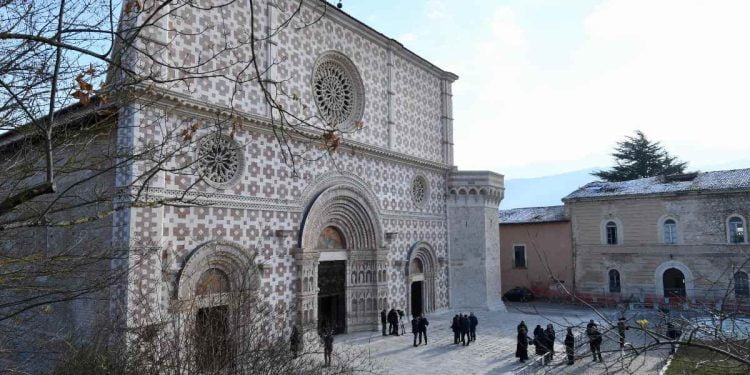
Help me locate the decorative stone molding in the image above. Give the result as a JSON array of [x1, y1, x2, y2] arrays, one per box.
[[447, 170, 505, 207], [176, 240, 259, 300]]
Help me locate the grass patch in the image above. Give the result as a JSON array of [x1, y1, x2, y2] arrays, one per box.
[[666, 344, 749, 375]]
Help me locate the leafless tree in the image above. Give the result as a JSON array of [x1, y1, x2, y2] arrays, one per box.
[[0, 0, 364, 372]]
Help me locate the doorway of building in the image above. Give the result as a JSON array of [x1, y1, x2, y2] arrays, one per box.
[[195, 305, 229, 371], [318, 260, 346, 334], [411, 281, 424, 318], [663, 268, 686, 298]]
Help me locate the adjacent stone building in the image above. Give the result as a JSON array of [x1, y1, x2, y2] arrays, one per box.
[[498, 206, 573, 298], [563, 169, 750, 306]]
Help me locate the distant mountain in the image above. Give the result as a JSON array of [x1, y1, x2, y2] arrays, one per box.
[[499, 159, 750, 210], [501, 168, 598, 209]]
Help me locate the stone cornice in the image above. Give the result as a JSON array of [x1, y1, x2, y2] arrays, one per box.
[[133, 89, 452, 173], [133, 186, 446, 221], [562, 188, 750, 204]]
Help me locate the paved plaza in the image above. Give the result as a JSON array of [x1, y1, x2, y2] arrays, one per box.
[[336, 303, 672, 375]]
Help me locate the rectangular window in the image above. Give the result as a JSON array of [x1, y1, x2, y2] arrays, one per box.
[[606, 225, 618, 245], [513, 245, 526, 268]]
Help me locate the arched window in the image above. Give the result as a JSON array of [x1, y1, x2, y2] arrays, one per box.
[[663, 219, 678, 244], [735, 271, 749, 298], [606, 221, 619, 245], [728, 216, 746, 244], [608, 269, 621, 293]]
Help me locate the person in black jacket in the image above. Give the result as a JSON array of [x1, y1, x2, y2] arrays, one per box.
[[323, 330, 334, 367], [589, 326, 603, 362], [411, 316, 420, 346], [381, 309, 387, 336], [564, 327, 575, 365], [418, 314, 429, 345], [451, 314, 460, 344], [469, 312, 478, 342], [388, 309, 399, 336], [460, 314, 470, 346], [617, 316, 628, 348], [516, 327, 530, 362]]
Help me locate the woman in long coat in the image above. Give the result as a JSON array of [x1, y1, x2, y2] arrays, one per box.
[[533, 325, 547, 356], [564, 327, 575, 365], [545, 324, 556, 358], [516, 327, 530, 362]]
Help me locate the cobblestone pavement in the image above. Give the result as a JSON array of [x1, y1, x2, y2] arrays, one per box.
[[336, 302, 638, 375]]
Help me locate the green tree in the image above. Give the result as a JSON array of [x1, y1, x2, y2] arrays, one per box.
[[593, 131, 688, 182]]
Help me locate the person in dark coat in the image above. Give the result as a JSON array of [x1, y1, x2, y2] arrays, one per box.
[[460, 314, 470, 346], [518, 320, 528, 334], [533, 325, 546, 356], [381, 309, 387, 336], [418, 314, 429, 345], [589, 326, 603, 362], [411, 316, 420, 346], [469, 312, 478, 342], [290, 324, 301, 358], [451, 314, 460, 344], [323, 330, 334, 367], [564, 327, 575, 365], [516, 327, 530, 362], [388, 309, 399, 336], [545, 324, 556, 361], [617, 316, 628, 348]]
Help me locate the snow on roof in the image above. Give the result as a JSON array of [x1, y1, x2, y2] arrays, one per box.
[[563, 168, 750, 201], [499, 205, 568, 224]]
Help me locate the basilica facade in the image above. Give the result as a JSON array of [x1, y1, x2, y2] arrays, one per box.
[[111, 0, 505, 336]]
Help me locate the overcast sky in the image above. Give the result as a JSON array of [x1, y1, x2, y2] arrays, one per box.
[[335, 0, 750, 179]]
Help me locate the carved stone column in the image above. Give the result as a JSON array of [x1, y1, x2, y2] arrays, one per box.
[[291, 248, 320, 328]]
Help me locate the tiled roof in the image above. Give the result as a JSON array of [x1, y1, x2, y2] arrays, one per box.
[[499, 205, 568, 224], [563, 168, 750, 201]]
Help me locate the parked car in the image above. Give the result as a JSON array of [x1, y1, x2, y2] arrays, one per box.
[[503, 287, 535, 302]]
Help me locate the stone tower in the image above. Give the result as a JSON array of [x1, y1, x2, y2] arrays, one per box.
[[447, 170, 506, 311]]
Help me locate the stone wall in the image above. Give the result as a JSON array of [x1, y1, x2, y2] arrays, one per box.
[[499, 221, 573, 297], [567, 192, 750, 305]]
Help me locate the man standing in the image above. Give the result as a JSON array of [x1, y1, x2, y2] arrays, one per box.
[[381, 309, 387, 336], [411, 315, 421, 347], [460, 314, 470, 346], [589, 326, 603, 362], [323, 330, 334, 367], [564, 327, 575, 365], [451, 314, 460, 344], [388, 308, 399, 336], [469, 312, 478, 342], [617, 316, 628, 348], [418, 314, 429, 345]]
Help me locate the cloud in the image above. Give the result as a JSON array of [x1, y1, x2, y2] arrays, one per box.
[[451, 0, 750, 178]]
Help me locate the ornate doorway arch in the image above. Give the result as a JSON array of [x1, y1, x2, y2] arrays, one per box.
[[654, 260, 695, 301], [406, 241, 437, 318], [295, 181, 388, 333]]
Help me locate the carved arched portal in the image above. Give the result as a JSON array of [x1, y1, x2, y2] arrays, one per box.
[[296, 182, 388, 333], [406, 242, 438, 318]]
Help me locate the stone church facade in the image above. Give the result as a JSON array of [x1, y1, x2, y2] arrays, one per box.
[[113, 0, 505, 336]]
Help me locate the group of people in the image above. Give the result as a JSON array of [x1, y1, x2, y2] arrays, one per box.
[[380, 308, 406, 336], [515, 320, 576, 366], [450, 313, 478, 346]]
